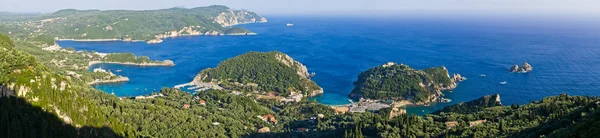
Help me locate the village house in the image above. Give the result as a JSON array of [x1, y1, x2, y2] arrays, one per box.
[[445, 121, 459, 129], [262, 114, 277, 124], [469, 120, 487, 127], [258, 127, 270, 133], [199, 100, 206, 105]]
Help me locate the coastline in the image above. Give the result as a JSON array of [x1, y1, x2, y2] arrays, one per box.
[[57, 39, 146, 42], [88, 60, 175, 68], [55, 33, 257, 44], [147, 33, 258, 44], [56, 20, 265, 44], [88, 76, 129, 85]]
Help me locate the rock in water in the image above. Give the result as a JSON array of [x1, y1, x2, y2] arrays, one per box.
[[510, 65, 520, 72], [510, 62, 533, 73], [520, 62, 533, 72]]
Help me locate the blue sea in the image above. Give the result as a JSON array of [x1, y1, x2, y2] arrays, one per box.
[[58, 14, 600, 115]]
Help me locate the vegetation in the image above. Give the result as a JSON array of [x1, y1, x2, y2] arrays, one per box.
[[102, 53, 151, 63], [0, 33, 137, 137], [433, 94, 503, 114], [225, 28, 253, 34], [197, 51, 321, 96], [2, 33, 600, 138], [0, 5, 265, 45], [12, 40, 166, 84], [423, 67, 453, 86], [349, 63, 452, 102]]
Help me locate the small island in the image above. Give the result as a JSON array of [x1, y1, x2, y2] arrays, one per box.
[[348, 62, 465, 108], [510, 62, 533, 73], [179, 51, 323, 102]]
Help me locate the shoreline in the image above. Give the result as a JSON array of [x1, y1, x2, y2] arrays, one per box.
[[88, 60, 175, 68], [55, 33, 259, 44], [88, 76, 130, 85], [57, 39, 146, 42]]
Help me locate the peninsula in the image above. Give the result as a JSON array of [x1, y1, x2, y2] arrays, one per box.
[[89, 53, 175, 67], [349, 62, 466, 106], [0, 5, 267, 45], [182, 51, 323, 102]]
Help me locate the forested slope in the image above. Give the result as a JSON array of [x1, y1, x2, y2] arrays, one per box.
[[2, 33, 600, 137]]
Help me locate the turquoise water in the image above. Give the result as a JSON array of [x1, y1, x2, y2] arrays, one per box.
[[58, 15, 600, 115]]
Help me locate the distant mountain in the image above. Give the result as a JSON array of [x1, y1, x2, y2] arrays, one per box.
[[0, 5, 267, 44]]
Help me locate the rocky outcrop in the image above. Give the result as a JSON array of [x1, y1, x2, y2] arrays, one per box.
[[510, 62, 533, 73], [141, 7, 265, 43], [146, 38, 163, 44], [307, 88, 324, 97], [510, 65, 519, 72], [389, 107, 407, 119], [204, 30, 221, 36], [521, 62, 533, 72], [0, 85, 15, 98], [274, 53, 323, 97], [438, 67, 466, 91], [213, 9, 268, 27], [275, 53, 311, 79]]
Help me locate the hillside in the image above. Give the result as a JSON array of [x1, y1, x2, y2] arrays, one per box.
[[192, 51, 323, 97], [434, 94, 503, 114], [0, 33, 136, 137], [0, 5, 267, 44], [3, 32, 600, 137], [349, 62, 463, 104]]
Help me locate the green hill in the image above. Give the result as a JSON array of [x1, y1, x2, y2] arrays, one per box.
[[193, 51, 323, 97], [0, 5, 266, 44], [349, 62, 460, 103], [3, 32, 600, 137]]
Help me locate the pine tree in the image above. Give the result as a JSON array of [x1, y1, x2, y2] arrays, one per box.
[[499, 119, 505, 133]]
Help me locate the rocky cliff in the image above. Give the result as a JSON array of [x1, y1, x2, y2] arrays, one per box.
[[213, 9, 268, 27]]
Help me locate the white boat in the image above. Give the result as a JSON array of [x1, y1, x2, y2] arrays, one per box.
[[480, 74, 486, 77], [116, 70, 122, 72], [286, 23, 294, 27], [500, 81, 507, 85]]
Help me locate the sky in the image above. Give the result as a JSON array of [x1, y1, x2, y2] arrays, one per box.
[[1, 0, 599, 15]]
